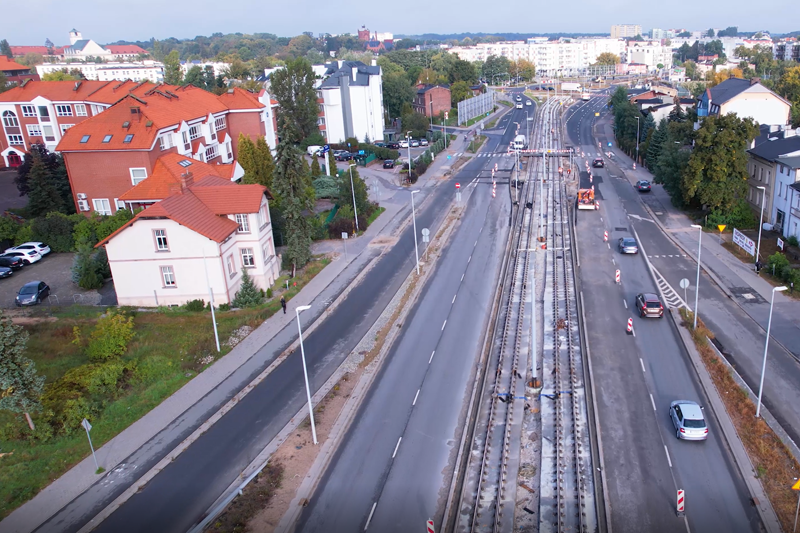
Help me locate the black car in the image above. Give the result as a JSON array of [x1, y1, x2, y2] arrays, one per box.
[[335, 151, 353, 161], [0, 256, 25, 270], [383, 159, 395, 169], [592, 158, 604, 168], [374, 142, 386, 148], [386, 142, 400, 149], [636, 180, 651, 192], [0, 266, 12, 279], [15, 280, 50, 307]]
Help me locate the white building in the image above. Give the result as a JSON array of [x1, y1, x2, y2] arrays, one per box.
[[101, 172, 280, 307], [772, 153, 800, 240], [317, 60, 384, 144], [60, 29, 149, 61], [611, 25, 642, 39], [627, 41, 673, 70], [180, 61, 231, 78], [36, 61, 165, 82]]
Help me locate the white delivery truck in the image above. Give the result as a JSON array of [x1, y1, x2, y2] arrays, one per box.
[[513, 134, 528, 150], [561, 82, 581, 92]]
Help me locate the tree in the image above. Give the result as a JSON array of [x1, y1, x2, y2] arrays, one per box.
[[594, 52, 620, 66], [339, 166, 369, 222], [14, 145, 74, 214], [26, 154, 64, 216], [164, 50, 183, 85], [682, 113, 759, 212], [707, 28, 715, 38], [183, 65, 204, 88], [232, 268, 263, 308], [270, 57, 319, 144], [641, 112, 656, 143], [237, 134, 258, 182], [0, 72, 10, 94], [0, 39, 12, 58], [0, 317, 43, 431], [42, 70, 81, 81], [482, 55, 511, 84], [450, 81, 471, 106], [448, 58, 477, 84], [646, 119, 668, 169], [678, 31, 692, 38], [255, 137, 276, 189], [383, 71, 415, 119], [516, 59, 536, 81], [776, 66, 800, 105], [668, 100, 687, 123], [683, 60, 698, 80], [401, 112, 430, 139], [310, 155, 321, 178], [718, 26, 738, 37], [272, 131, 314, 269], [655, 136, 692, 206]]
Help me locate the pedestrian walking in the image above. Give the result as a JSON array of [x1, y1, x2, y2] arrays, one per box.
[[280, 295, 286, 314]]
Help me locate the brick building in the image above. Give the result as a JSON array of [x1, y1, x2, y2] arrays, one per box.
[[413, 84, 451, 118], [0, 56, 38, 85]]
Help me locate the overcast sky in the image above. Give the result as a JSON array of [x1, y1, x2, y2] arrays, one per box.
[[5, 0, 798, 45]]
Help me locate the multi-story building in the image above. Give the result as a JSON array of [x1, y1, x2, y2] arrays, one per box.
[[62, 30, 148, 61], [317, 60, 384, 143], [36, 61, 165, 83], [774, 41, 800, 63], [611, 25, 642, 39], [413, 85, 451, 118], [627, 41, 673, 70], [0, 56, 38, 84], [99, 169, 280, 306], [746, 128, 800, 236]]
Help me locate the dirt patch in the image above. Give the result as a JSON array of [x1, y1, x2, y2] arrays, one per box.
[[209, 462, 284, 533], [245, 371, 361, 532], [369, 236, 398, 247]]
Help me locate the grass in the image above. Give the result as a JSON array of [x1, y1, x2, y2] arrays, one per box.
[[0, 257, 330, 520], [209, 462, 283, 533], [366, 206, 385, 226], [498, 100, 513, 107], [468, 135, 488, 153], [721, 236, 800, 299], [679, 308, 800, 531]]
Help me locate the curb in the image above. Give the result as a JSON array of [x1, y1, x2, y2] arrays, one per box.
[[669, 308, 781, 533]]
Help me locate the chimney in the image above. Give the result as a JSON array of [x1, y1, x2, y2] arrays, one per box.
[[352, 66, 358, 80], [371, 58, 377, 67], [750, 77, 761, 85], [180, 171, 194, 191]]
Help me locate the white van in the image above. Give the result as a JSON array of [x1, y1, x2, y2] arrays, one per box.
[[307, 145, 322, 156], [513, 135, 527, 151]]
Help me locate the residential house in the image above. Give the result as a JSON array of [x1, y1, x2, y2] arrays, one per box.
[[413, 85, 451, 118], [0, 56, 38, 84], [55, 83, 267, 215], [62, 30, 147, 61], [697, 78, 791, 127], [98, 171, 279, 307], [746, 127, 800, 231], [773, 155, 800, 241], [317, 60, 384, 143]]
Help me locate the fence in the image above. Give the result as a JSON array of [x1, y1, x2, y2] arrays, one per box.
[[457, 89, 496, 126]]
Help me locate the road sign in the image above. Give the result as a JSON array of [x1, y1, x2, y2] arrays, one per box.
[[422, 228, 430, 243], [341, 232, 348, 240], [358, 150, 365, 155], [608, 142, 612, 147], [778, 238, 785, 250], [427, 519, 435, 533], [717, 224, 726, 233], [615, 269, 620, 283], [793, 479, 800, 490], [447, 155, 451, 160], [321, 145, 330, 153], [595, 112, 600, 116], [81, 418, 92, 432], [82, 418, 100, 471], [680, 278, 690, 290], [455, 183, 460, 189], [445, 111, 449, 119]]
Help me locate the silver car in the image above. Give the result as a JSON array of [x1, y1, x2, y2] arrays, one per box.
[[669, 400, 708, 441], [618, 237, 638, 254]]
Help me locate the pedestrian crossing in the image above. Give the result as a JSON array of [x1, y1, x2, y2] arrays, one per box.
[[649, 254, 689, 259]]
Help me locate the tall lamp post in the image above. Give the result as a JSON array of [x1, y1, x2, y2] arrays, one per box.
[[756, 185, 766, 267], [635, 115, 640, 165], [348, 163, 359, 233], [429, 99, 434, 131], [691, 224, 702, 330], [295, 305, 317, 445], [407, 130, 413, 181], [411, 190, 420, 275], [756, 286, 788, 418]]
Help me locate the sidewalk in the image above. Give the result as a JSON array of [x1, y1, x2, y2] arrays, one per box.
[[1, 136, 472, 533]]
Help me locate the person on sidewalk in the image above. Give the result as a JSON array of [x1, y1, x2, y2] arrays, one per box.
[[281, 295, 286, 314]]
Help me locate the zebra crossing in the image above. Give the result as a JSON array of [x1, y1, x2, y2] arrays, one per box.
[[650, 264, 688, 310], [649, 254, 689, 259]]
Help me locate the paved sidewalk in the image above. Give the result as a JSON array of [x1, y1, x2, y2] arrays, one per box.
[[0, 135, 474, 533]]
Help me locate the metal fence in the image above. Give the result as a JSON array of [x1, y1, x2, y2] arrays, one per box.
[[457, 89, 496, 126]]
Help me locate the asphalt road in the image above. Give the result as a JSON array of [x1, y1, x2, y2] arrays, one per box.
[[568, 95, 760, 533], [296, 102, 532, 532]]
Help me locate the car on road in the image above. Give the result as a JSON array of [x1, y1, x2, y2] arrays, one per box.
[[383, 159, 395, 169], [334, 151, 353, 161], [0, 256, 25, 270], [618, 237, 639, 254], [15, 280, 50, 307], [635, 293, 663, 318], [592, 158, 604, 168], [410, 139, 420, 147], [526, 100, 532, 106], [635, 180, 651, 192], [669, 400, 708, 441], [1, 249, 42, 265], [516, 102, 523, 109], [6, 242, 51, 256], [386, 142, 400, 149], [0, 266, 12, 279], [420, 138, 429, 146], [516, 95, 521, 101]]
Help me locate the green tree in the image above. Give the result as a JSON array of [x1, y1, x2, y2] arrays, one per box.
[[383, 71, 415, 119], [270, 57, 319, 144], [516, 59, 536, 81], [42, 70, 81, 81], [0, 39, 12, 58], [339, 166, 369, 224], [683, 60, 698, 80], [640, 112, 656, 143], [776, 66, 800, 105], [237, 133, 258, 183], [667, 101, 687, 122], [707, 28, 715, 38], [482, 55, 511, 84], [164, 50, 183, 85], [401, 111, 430, 138], [232, 268, 263, 307], [85, 311, 135, 363], [646, 119, 668, 169], [682, 113, 759, 212], [272, 132, 314, 269], [26, 154, 63, 216], [655, 137, 691, 205], [0, 317, 43, 431], [448, 58, 477, 84], [0, 71, 10, 94], [255, 137, 276, 189], [152, 39, 165, 61], [594, 52, 620, 66], [718, 26, 738, 37], [310, 155, 321, 177], [450, 81, 471, 106], [71, 244, 104, 289], [183, 65, 204, 88]]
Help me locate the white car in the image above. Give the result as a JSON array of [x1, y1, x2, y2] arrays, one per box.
[[399, 140, 409, 148], [526, 100, 532, 106], [1, 249, 42, 265], [6, 242, 51, 256]]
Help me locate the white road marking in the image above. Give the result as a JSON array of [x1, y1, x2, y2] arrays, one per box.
[[392, 437, 402, 458], [607, 243, 610, 249], [461, 273, 464, 282], [623, 299, 627, 309], [650, 393, 656, 411], [640, 358, 645, 372], [611, 258, 615, 265], [475, 239, 478, 247], [664, 445, 673, 468], [452, 294, 457, 304], [441, 320, 447, 331], [413, 389, 420, 406], [468, 255, 471, 263], [429, 350, 435, 364], [365, 502, 378, 530]]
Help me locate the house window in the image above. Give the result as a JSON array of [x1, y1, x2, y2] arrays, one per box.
[[42, 125, 55, 142], [75, 104, 87, 116], [235, 214, 250, 233], [102, 134, 113, 143], [226, 143, 233, 161], [2, 111, 18, 128], [766, 171, 770, 185], [318, 117, 326, 125], [262, 242, 272, 263], [154, 229, 169, 251], [37, 106, 50, 121], [227, 255, 236, 278], [215, 116, 226, 131], [8, 134, 24, 145], [21, 105, 36, 118], [189, 125, 200, 141], [130, 168, 147, 185], [161, 266, 176, 287], [55, 105, 73, 117], [204, 145, 219, 162], [26, 124, 43, 137], [80, 135, 90, 143], [159, 134, 173, 151], [123, 134, 134, 143], [182, 131, 191, 151], [240, 248, 255, 268], [257, 203, 270, 229], [92, 198, 112, 215], [60, 124, 74, 134]]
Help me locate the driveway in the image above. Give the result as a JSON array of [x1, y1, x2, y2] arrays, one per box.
[[0, 252, 113, 308]]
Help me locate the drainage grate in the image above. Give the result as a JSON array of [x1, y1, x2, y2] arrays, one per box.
[[615, 227, 628, 232]]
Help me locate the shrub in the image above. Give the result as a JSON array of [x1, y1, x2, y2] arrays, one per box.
[[30, 212, 82, 252], [86, 311, 135, 362], [788, 235, 799, 247], [0, 216, 21, 243], [131, 355, 174, 386], [232, 269, 262, 308], [218, 303, 231, 312], [14, 223, 33, 246], [706, 200, 757, 229], [71, 245, 104, 289], [184, 299, 206, 312], [266, 287, 273, 298]]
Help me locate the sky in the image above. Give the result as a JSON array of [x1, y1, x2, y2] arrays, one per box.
[[5, 0, 799, 45]]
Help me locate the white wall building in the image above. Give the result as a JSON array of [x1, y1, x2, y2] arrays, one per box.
[[36, 61, 164, 82], [772, 153, 800, 240], [627, 41, 673, 70], [317, 60, 383, 143], [180, 61, 231, 78]]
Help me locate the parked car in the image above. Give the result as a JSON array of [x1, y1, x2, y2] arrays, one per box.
[[592, 158, 604, 168], [635, 180, 651, 192], [399, 140, 409, 148], [669, 400, 708, 441], [6, 242, 50, 256], [635, 293, 663, 318], [0, 266, 12, 279], [306, 145, 322, 157], [383, 159, 395, 169], [334, 151, 353, 161], [374, 142, 386, 148], [410, 139, 420, 147], [618, 237, 639, 254], [0, 256, 25, 270], [15, 280, 50, 307], [1, 249, 42, 265], [386, 142, 400, 149], [353, 153, 367, 163], [420, 139, 429, 146]]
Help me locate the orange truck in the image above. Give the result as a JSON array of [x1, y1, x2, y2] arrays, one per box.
[[577, 189, 599, 210]]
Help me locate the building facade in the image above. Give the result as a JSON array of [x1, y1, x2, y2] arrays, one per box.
[[318, 60, 384, 143], [413, 85, 451, 117], [36, 61, 165, 83], [697, 78, 791, 126], [0, 57, 38, 84], [746, 129, 800, 232], [611, 25, 642, 39]]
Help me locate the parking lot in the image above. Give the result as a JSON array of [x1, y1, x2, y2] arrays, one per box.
[[0, 252, 115, 309]]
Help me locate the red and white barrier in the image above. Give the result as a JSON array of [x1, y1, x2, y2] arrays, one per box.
[[626, 318, 633, 334], [603, 231, 608, 242], [427, 519, 435, 533], [615, 269, 620, 284], [677, 489, 685, 516]]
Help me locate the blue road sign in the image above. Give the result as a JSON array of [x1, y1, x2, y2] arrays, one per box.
[[607, 142, 612, 147], [358, 150, 365, 155], [447, 155, 452, 160]]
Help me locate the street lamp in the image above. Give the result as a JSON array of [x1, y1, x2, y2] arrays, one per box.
[[635, 115, 640, 165], [691, 224, 702, 330], [406, 130, 413, 182], [756, 185, 766, 267], [429, 99, 434, 131], [411, 190, 420, 275], [295, 305, 318, 445], [756, 286, 788, 418], [348, 163, 359, 233]]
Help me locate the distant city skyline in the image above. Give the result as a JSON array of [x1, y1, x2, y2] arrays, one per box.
[[5, 0, 798, 46]]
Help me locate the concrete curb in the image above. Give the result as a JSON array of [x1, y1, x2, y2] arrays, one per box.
[[670, 309, 781, 533]]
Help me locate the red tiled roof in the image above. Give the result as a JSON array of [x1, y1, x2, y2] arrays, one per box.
[[105, 45, 148, 55], [217, 87, 264, 110], [191, 184, 266, 214], [119, 153, 237, 201], [0, 80, 118, 104], [0, 56, 30, 73]]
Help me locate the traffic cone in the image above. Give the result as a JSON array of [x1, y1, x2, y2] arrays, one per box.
[[633, 163, 636, 170], [603, 230, 608, 242], [626, 318, 633, 335]]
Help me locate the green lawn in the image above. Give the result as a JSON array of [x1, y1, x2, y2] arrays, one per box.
[[366, 206, 385, 226], [0, 257, 330, 520], [467, 135, 488, 153]]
